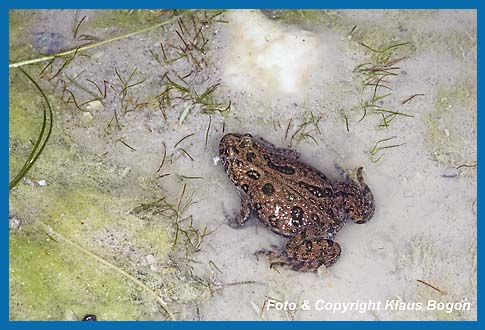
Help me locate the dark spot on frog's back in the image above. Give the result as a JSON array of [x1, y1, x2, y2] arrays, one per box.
[[268, 215, 278, 227], [291, 206, 304, 221], [246, 170, 261, 180], [267, 160, 295, 175], [246, 152, 256, 162], [298, 181, 325, 198], [262, 183, 275, 196], [291, 216, 303, 227], [304, 240, 313, 252]]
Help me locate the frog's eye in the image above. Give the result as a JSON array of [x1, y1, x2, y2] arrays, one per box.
[[240, 136, 253, 148]]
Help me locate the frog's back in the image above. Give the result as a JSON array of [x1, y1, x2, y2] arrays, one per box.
[[237, 138, 345, 237]]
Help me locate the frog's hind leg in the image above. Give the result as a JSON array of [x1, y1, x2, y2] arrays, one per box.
[[344, 167, 375, 224], [283, 229, 342, 272], [255, 228, 341, 272]]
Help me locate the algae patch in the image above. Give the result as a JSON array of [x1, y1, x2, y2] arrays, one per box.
[[9, 10, 40, 62], [10, 224, 144, 320], [9, 102, 211, 320], [9, 67, 211, 320]]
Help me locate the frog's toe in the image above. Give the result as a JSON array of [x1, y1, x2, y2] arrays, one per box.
[[254, 249, 290, 271], [255, 248, 279, 258], [269, 261, 290, 270], [335, 164, 350, 179], [255, 248, 287, 267], [226, 216, 246, 228], [223, 204, 251, 229]]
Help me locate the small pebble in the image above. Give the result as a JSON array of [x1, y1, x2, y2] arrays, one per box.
[[145, 254, 158, 272], [442, 168, 459, 178], [212, 156, 220, 166], [81, 112, 94, 123], [82, 314, 97, 321], [85, 100, 103, 111], [91, 51, 105, 60], [38, 179, 47, 186]]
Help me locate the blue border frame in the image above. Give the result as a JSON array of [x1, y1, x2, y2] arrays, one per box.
[[4, 0, 480, 328], [1, 0, 481, 9]]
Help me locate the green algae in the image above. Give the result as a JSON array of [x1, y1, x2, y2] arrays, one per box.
[[425, 78, 476, 166], [9, 223, 144, 320], [9, 133, 207, 320], [9, 10, 40, 62], [9, 60, 210, 320]]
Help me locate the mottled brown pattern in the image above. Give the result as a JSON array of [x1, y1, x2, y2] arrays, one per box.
[[219, 133, 375, 272]]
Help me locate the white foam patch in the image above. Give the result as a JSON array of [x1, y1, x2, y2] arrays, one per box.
[[223, 10, 338, 100]]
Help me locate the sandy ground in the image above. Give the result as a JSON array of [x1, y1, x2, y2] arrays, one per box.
[[9, 9, 476, 320]]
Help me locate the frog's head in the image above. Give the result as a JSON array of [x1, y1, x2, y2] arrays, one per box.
[[219, 133, 256, 178], [219, 133, 255, 160]]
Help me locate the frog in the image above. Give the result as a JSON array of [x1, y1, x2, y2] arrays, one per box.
[[218, 133, 375, 272]]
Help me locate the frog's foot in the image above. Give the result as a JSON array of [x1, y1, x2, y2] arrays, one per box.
[[336, 165, 366, 183], [350, 167, 375, 224], [335, 167, 375, 225], [254, 245, 282, 259], [223, 206, 249, 229], [284, 232, 342, 272], [255, 247, 291, 271], [223, 195, 253, 228], [224, 207, 250, 228], [335, 164, 351, 180]]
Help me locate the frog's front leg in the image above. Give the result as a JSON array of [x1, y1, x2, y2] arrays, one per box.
[[256, 226, 342, 272], [227, 194, 253, 228]]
